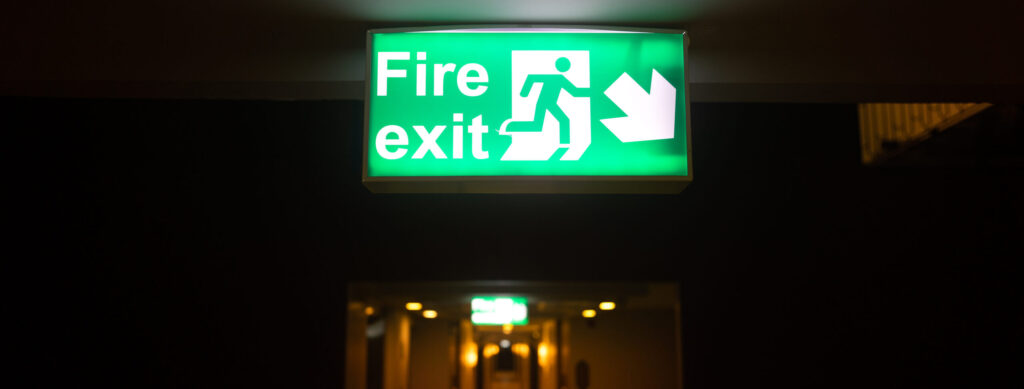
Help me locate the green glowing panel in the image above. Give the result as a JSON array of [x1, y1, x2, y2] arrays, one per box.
[[363, 27, 691, 193], [471, 296, 528, 325]]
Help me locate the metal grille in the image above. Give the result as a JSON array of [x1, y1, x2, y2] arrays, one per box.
[[858, 103, 992, 164]]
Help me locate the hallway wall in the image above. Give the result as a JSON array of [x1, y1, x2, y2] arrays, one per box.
[[410, 319, 451, 389], [567, 310, 678, 389]]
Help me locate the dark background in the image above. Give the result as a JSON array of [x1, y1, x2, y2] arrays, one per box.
[[6, 98, 1022, 388]]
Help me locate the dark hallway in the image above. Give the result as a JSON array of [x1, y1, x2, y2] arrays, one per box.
[[6, 98, 1023, 388]]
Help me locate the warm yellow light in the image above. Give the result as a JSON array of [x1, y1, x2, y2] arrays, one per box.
[[537, 343, 549, 365], [513, 343, 530, 357], [364, 306, 375, 316], [422, 310, 437, 319], [582, 309, 596, 318], [502, 323, 514, 334], [463, 343, 478, 368], [599, 301, 616, 310], [405, 302, 422, 311], [464, 348, 478, 367], [483, 343, 500, 358]]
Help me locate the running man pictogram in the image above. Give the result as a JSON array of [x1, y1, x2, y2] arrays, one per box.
[[499, 50, 591, 161], [506, 57, 588, 145]]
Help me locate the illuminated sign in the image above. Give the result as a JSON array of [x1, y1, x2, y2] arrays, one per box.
[[363, 27, 691, 193], [471, 296, 528, 325]]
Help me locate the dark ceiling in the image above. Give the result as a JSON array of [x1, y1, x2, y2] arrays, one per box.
[[2, 0, 1022, 101]]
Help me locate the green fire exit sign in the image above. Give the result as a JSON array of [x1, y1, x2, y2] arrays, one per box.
[[362, 27, 691, 193], [471, 296, 528, 325]]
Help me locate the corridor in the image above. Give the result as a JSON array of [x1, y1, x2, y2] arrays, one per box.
[[346, 282, 682, 389]]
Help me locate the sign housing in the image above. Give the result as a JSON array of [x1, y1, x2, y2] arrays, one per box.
[[363, 26, 691, 193]]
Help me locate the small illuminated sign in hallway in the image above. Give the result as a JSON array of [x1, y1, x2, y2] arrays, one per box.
[[347, 282, 681, 389]]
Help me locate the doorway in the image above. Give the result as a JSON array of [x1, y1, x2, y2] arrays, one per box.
[[346, 282, 681, 389]]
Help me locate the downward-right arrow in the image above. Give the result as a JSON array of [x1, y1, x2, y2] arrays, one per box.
[[601, 69, 677, 142]]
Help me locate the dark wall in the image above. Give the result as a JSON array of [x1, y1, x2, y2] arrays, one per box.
[[6, 98, 1022, 388]]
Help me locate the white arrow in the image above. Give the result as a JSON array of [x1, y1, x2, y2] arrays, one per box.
[[601, 69, 677, 142]]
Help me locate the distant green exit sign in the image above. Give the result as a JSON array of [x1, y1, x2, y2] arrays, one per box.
[[471, 296, 528, 325], [362, 27, 691, 193]]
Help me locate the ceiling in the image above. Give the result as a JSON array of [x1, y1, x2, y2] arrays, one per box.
[[349, 281, 678, 317], [1, 0, 1021, 101]]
